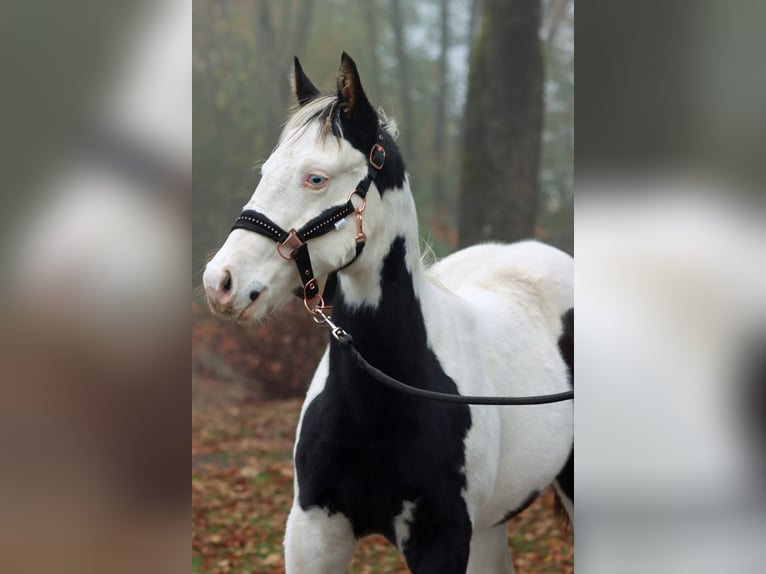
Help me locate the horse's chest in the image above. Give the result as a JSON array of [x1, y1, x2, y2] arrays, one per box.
[[295, 391, 471, 539]]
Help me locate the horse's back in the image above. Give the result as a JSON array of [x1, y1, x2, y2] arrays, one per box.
[[430, 240, 573, 329]]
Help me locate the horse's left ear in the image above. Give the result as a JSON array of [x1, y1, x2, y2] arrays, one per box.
[[337, 52, 377, 126], [292, 57, 320, 107]]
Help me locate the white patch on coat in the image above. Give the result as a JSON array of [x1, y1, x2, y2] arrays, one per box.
[[393, 500, 417, 552], [467, 526, 516, 574], [420, 241, 574, 528], [337, 178, 421, 309], [283, 504, 356, 574]]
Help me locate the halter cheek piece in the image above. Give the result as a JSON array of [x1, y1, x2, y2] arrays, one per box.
[[231, 132, 387, 314]]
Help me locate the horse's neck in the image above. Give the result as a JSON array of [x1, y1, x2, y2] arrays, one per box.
[[335, 179, 426, 315], [328, 188, 433, 406]]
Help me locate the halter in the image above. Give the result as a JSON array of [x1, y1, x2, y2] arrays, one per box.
[[231, 132, 387, 314]]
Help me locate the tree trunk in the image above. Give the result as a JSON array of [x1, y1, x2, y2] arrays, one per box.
[[291, 0, 317, 58], [432, 0, 450, 207], [545, 0, 571, 45], [458, 0, 544, 247], [279, 0, 293, 56], [389, 0, 415, 162], [467, 0, 483, 66], [361, 0, 383, 97], [254, 0, 283, 142]]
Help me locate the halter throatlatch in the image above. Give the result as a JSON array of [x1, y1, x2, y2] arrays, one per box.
[[231, 132, 386, 314]]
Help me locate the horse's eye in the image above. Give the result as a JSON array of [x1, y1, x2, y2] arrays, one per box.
[[304, 173, 329, 189]]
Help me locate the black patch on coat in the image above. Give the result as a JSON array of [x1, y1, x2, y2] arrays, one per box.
[[557, 308, 574, 386], [555, 308, 574, 517], [494, 490, 541, 525], [555, 448, 574, 505], [338, 111, 406, 194], [295, 237, 473, 571]]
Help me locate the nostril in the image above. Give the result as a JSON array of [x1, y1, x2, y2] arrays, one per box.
[[249, 289, 261, 303], [220, 269, 232, 293]]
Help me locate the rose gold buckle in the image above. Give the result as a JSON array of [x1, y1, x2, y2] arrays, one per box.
[[303, 278, 329, 316], [369, 143, 386, 170], [347, 189, 366, 213], [277, 229, 303, 260]]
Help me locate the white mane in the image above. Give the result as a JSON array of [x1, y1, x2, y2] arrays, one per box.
[[279, 96, 399, 145]]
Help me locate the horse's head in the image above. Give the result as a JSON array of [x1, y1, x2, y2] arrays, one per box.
[[203, 53, 403, 324]]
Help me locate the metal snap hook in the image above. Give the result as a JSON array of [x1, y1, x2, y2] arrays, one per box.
[[347, 189, 367, 213]]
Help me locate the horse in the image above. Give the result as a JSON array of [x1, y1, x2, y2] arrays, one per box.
[[203, 52, 573, 574]]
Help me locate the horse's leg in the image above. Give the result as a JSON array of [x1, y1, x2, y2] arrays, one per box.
[[400, 507, 472, 574], [467, 525, 515, 574], [283, 503, 356, 574]]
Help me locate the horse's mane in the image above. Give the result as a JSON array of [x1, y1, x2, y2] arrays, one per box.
[[280, 95, 399, 145]]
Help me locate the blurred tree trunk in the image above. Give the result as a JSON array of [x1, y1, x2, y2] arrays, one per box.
[[544, 0, 571, 45], [278, 0, 293, 55], [467, 0, 483, 64], [432, 0, 450, 207], [361, 0, 382, 96], [389, 0, 415, 162], [291, 0, 317, 58], [458, 0, 543, 247], [254, 0, 283, 143]]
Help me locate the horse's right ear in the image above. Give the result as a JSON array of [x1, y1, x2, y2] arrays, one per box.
[[292, 57, 320, 107], [337, 52, 377, 126]]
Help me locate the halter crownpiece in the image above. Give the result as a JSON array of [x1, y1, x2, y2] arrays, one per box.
[[231, 131, 387, 314]]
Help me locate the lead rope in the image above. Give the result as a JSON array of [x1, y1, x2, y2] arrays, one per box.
[[312, 308, 574, 406]]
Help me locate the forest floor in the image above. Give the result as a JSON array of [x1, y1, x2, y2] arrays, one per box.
[[192, 379, 573, 573]]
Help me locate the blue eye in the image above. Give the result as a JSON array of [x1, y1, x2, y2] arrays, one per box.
[[305, 173, 329, 189]]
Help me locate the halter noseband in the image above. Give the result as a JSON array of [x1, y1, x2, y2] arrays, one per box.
[[231, 132, 387, 314]]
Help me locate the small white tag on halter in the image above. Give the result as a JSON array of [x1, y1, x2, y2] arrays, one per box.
[[334, 219, 347, 231]]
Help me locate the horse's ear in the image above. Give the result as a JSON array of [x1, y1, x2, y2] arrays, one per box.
[[292, 56, 320, 107], [337, 52, 377, 125]]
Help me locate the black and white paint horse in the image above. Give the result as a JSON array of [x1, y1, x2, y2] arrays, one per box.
[[204, 53, 573, 574]]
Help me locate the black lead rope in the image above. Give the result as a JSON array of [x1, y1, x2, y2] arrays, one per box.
[[315, 310, 575, 406]]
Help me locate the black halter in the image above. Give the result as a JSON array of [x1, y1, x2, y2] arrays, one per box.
[[231, 133, 387, 312]]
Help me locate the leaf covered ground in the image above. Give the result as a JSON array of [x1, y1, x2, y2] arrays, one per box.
[[192, 389, 573, 573]]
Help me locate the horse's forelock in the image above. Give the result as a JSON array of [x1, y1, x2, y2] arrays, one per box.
[[280, 95, 398, 147], [280, 96, 342, 145]]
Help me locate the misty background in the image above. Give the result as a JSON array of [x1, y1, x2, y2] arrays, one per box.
[[192, 0, 574, 285]]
